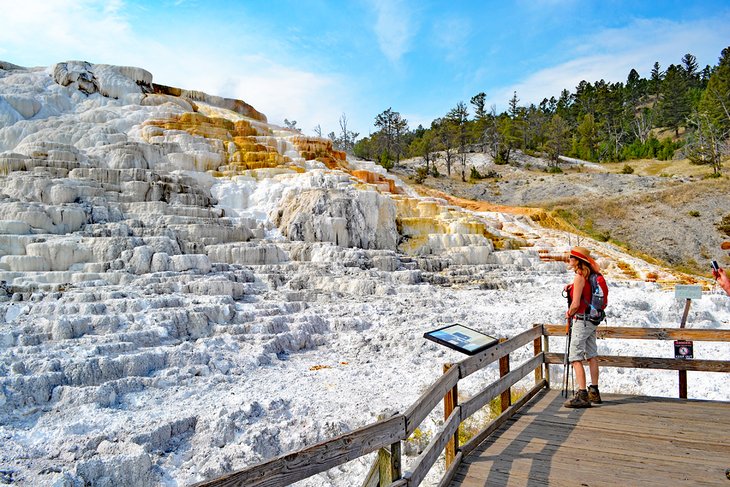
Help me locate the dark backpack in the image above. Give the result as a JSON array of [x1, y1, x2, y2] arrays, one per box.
[[583, 273, 608, 323]]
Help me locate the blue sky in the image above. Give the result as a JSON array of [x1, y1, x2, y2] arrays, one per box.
[[2, 0, 730, 137]]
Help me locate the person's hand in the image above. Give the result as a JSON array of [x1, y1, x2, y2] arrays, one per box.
[[717, 267, 730, 295], [714, 267, 730, 296]]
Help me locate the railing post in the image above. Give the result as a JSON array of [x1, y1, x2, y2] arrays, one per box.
[[533, 324, 544, 385], [373, 411, 401, 486], [377, 448, 392, 486], [443, 363, 459, 467], [390, 441, 401, 482], [499, 338, 511, 412], [542, 326, 550, 389], [678, 298, 691, 399]]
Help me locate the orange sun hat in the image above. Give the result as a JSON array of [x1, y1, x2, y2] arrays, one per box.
[[569, 246, 601, 274]]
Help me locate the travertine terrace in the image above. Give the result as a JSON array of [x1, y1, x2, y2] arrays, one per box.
[[1, 60, 728, 487]]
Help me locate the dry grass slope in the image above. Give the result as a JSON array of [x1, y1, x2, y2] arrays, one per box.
[[395, 153, 730, 276]]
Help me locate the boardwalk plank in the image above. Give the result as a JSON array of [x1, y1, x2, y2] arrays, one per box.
[[450, 390, 730, 487]]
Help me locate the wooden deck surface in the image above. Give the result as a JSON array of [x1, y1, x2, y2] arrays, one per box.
[[450, 388, 730, 486]]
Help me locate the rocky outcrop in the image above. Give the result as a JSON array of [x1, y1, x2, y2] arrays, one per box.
[[152, 83, 267, 122], [273, 186, 398, 250], [53, 61, 153, 99]]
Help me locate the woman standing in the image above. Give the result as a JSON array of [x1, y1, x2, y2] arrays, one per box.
[[563, 246, 604, 408]]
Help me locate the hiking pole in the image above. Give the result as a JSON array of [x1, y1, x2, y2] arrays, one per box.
[[562, 317, 572, 398]]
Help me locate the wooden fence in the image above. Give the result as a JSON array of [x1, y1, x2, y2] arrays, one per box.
[[192, 325, 730, 487]]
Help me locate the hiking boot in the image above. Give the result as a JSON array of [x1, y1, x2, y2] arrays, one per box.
[[588, 385, 602, 404], [563, 389, 591, 408]]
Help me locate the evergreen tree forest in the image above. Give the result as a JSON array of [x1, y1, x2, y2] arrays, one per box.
[[335, 47, 730, 178]]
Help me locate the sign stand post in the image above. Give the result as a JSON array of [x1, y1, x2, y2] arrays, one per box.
[[674, 285, 702, 398]]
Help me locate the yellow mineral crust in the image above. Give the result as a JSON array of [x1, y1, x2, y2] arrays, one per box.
[[350, 170, 401, 194], [152, 83, 267, 122], [290, 136, 347, 170], [397, 217, 450, 237], [392, 195, 505, 254], [144, 113, 297, 174]]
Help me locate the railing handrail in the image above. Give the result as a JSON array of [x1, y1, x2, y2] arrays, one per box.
[[193, 324, 730, 487], [543, 324, 730, 341]]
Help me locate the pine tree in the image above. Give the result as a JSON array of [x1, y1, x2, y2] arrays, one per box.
[[434, 117, 457, 176], [375, 107, 400, 169], [411, 130, 437, 176], [508, 91, 520, 119], [446, 102, 471, 181], [576, 113, 598, 160], [658, 64, 690, 137], [470, 92, 487, 121], [470, 92, 488, 151], [650, 62, 664, 99], [556, 89, 573, 121], [698, 46, 730, 130], [681, 53, 700, 87], [544, 114, 571, 168]]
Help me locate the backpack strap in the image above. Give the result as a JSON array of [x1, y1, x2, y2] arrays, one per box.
[[580, 273, 595, 308]]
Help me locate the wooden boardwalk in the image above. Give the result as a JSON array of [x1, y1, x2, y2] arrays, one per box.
[[450, 388, 730, 487]]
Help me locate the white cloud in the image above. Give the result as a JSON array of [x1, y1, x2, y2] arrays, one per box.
[[0, 0, 358, 136], [491, 16, 730, 109], [0, 0, 132, 64], [369, 0, 416, 64], [222, 59, 354, 136]]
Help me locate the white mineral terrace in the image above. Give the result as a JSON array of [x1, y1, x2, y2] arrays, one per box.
[[0, 61, 728, 487]]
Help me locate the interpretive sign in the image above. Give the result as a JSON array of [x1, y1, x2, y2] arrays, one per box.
[[674, 285, 702, 300], [424, 324, 498, 355]]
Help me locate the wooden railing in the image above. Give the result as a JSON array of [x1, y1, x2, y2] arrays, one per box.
[[543, 324, 730, 397], [193, 325, 730, 487]]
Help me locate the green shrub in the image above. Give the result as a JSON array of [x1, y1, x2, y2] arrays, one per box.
[[471, 167, 500, 181], [621, 164, 634, 174], [414, 166, 428, 184], [621, 136, 682, 161], [379, 151, 393, 170], [688, 210, 700, 217]]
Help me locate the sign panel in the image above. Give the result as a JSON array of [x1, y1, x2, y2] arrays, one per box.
[[674, 285, 702, 300], [424, 324, 498, 355], [674, 340, 694, 359]]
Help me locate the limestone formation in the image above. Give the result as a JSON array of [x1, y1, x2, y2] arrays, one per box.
[[0, 59, 584, 486]]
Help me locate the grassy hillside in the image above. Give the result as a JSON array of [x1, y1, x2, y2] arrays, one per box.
[[394, 153, 730, 275]]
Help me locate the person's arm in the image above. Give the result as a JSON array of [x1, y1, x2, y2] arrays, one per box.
[[566, 274, 585, 318], [716, 268, 730, 296]]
